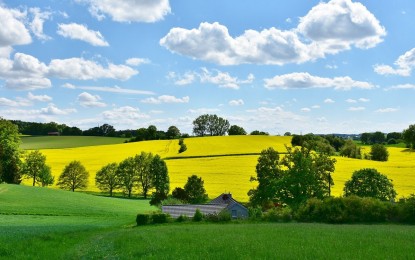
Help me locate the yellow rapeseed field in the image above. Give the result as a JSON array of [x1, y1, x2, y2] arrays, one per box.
[[25, 136, 415, 202]]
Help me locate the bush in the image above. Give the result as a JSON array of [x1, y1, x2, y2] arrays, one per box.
[[161, 197, 184, 206], [136, 214, 150, 226], [176, 215, 189, 222], [397, 195, 415, 224], [179, 143, 187, 153], [205, 211, 231, 222], [150, 192, 168, 206], [370, 144, 389, 161], [387, 138, 397, 145], [248, 206, 263, 220], [263, 207, 293, 222], [193, 208, 203, 222], [151, 213, 169, 224]]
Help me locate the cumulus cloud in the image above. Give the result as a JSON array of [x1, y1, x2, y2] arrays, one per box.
[[49, 58, 137, 80], [169, 68, 254, 89], [348, 106, 365, 111], [229, 99, 244, 106], [40, 103, 77, 115], [102, 106, 149, 120], [62, 83, 154, 95], [375, 108, 399, 113], [80, 0, 171, 23], [359, 98, 370, 102], [29, 8, 52, 40], [346, 99, 357, 103], [77, 92, 106, 107], [301, 107, 311, 112], [57, 23, 109, 46], [0, 6, 31, 47], [374, 48, 415, 76], [188, 108, 221, 114], [324, 98, 335, 103], [0, 97, 31, 107], [141, 95, 190, 104], [28, 92, 52, 102], [160, 0, 385, 65], [125, 57, 150, 66], [264, 72, 375, 90]]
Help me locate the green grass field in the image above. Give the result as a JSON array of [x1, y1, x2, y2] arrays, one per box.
[[20, 135, 128, 149], [1, 184, 415, 259]]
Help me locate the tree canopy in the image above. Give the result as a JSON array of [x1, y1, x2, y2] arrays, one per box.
[[403, 124, 415, 149], [0, 118, 21, 184], [344, 168, 396, 201], [184, 175, 209, 204], [95, 162, 120, 197], [57, 161, 89, 192], [370, 144, 389, 161], [193, 114, 230, 136], [228, 125, 247, 135], [22, 150, 48, 186]]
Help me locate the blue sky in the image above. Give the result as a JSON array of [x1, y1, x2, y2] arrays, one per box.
[[0, 0, 414, 134]]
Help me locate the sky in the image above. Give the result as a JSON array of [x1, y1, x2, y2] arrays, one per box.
[[0, 0, 415, 135]]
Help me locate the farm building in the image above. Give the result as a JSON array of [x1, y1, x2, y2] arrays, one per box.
[[162, 193, 248, 219]]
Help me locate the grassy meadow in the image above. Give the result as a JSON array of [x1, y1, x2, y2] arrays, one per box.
[[20, 135, 415, 201], [1, 184, 415, 259], [20, 135, 128, 149]]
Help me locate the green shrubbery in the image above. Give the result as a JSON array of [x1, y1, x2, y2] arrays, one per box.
[[136, 213, 169, 226], [136, 214, 150, 226], [262, 207, 293, 222]]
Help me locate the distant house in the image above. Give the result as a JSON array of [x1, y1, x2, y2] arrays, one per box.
[[47, 132, 60, 136], [162, 193, 248, 219]]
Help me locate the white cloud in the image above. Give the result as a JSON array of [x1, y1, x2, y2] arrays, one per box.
[[0, 97, 31, 107], [348, 106, 365, 111], [169, 68, 254, 89], [49, 58, 137, 80], [102, 106, 149, 120], [28, 92, 52, 102], [62, 83, 154, 95], [325, 64, 338, 69], [125, 57, 150, 66], [301, 107, 311, 112], [311, 105, 320, 109], [5, 77, 52, 91], [141, 95, 190, 104], [359, 98, 370, 102], [77, 92, 106, 108], [374, 48, 415, 76], [346, 98, 357, 103], [324, 98, 335, 103], [81, 0, 171, 23], [264, 72, 375, 90], [160, 0, 385, 65], [188, 108, 221, 114], [229, 99, 244, 106], [388, 84, 415, 90], [40, 103, 77, 115], [29, 8, 52, 40], [0, 6, 31, 47], [57, 23, 109, 46], [375, 108, 399, 113]]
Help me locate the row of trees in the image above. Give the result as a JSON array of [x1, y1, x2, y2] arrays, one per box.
[[249, 146, 397, 209]]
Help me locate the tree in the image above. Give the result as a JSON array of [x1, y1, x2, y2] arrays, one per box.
[[22, 150, 48, 186], [117, 157, 138, 198], [135, 128, 148, 141], [344, 168, 397, 201], [135, 152, 154, 199], [192, 114, 229, 136], [184, 175, 208, 204], [95, 163, 120, 197], [249, 146, 336, 209], [57, 161, 89, 192], [228, 125, 247, 135], [250, 130, 269, 135], [370, 144, 389, 161], [387, 132, 402, 142], [340, 140, 361, 159], [360, 132, 372, 145], [146, 125, 158, 140], [403, 124, 415, 149], [149, 155, 169, 205], [166, 126, 181, 139], [370, 131, 386, 144], [38, 165, 54, 187], [172, 187, 188, 201], [0, 118, 21, 184]]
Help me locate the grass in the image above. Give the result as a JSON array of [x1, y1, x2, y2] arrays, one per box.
[[20, 135, 128, 149]]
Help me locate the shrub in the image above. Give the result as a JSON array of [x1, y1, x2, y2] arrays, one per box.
[[179, 143, 187, 153], [263, 207, 293, 222], [161, 197, 184, 206], [339, 140, 361, 159], [193, 208, 203, 222], [151, 213, 169, 224], [205, 211, 231, 222], [295, 198, 324, 222], [176, 215, 189, 222], [387, 138, 397, 145], [136, 214, 150, 226], [397, 195, 415, 224], [370, 144, 389, 161], [248, 206, 263, 220]]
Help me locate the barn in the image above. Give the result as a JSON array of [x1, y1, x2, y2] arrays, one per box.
[[162, 193, 248, 219]]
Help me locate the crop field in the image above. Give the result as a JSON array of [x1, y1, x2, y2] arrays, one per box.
[[2, 184, 415, 259], [20, 136, 415, 201], [20, 135, 128, 149]]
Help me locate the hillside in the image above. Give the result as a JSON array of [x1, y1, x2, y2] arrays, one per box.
[[18, 135, 415, 201], [21, 136, 128, 149]]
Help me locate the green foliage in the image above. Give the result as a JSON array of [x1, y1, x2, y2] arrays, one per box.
[[150, 155, 169, 205], [22, 150, 49, 186], [397, 195, 415, 224], [151, 213, 169, 224], [116, 157, 137, 198], [0, 118, 21, 184], [184, 175, 209, 204], [249, 146, 336, 209], [248, 206, 263, 220], [193, 208, 204, 222], [205, 211, 231, 222], [171, 187, 188, 202], [20, 136, 127, 150], [176, 214, 189, 222], [340, 140, 361, 159], [370, 144, 389, 161], [95, 163, 120, 197], [178, 139, 187, 153], [344, 168, 396, 201], [228, 125, 247, 135], [136, 214, 150, 226], [403, 124, 415, 149], [262, 207, 293, 222], [135, 152, 154, 199], [57, 161, 89, 192], [166, 126, 181, 139], [360, 131, 386, 145], [193, 114, 230, 136], [250, 130, 269, 135], [38, 165, 54, 187]]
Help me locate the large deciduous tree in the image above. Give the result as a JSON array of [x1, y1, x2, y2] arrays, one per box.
[[0, 118, 21, 184], [38, 165, 54, 187], [228, 125, 247, 135], [135, 152, 154, 199], [370, 144, 389, 161], [149, 155, 169, 205], [22, 150, 48, 186], [95, 163, 120, 197], [403, 124, 415, 149], [192, 114, 229, 136], [184, 175, 208, 204], [344, 168, 396, 201], [116, 157, 138, 198], [249, 146, 336, 209], [166, 126, 181, 139], [57, 161, 89, 192]]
